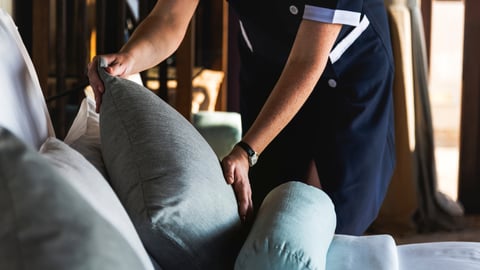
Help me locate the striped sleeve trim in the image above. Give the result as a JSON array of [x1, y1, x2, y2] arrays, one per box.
[[303, 5, 360, 26]]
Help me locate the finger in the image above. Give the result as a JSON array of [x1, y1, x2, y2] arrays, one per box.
[[95, 95, 102, 113], [233, 180, 252, 223], [246, 196, 254, 224], [221, 158, 235, 185], [103, 56, 129, 77], [88, 56, 108, 113]]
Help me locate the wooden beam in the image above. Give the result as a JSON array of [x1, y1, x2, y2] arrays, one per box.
[[227, 6, 240, 112], [175, 18, 195, 120], [216, 0, 229, 111], [420, 0, 432, 63], [74, 0, 88, 81], [458, 0, 480, 213], [95, 0, 106, 54], [55, 0, 67, 138], [32, 0, 50, 97], [105, 0, 126, 53]]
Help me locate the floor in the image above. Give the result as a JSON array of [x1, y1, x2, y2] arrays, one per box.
[[389, 0, 479, 245], [394, 215, 480, 245]]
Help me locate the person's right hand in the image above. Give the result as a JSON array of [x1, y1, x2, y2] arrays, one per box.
[[221, 145, 254, 224], [87, 53, 134, 112]]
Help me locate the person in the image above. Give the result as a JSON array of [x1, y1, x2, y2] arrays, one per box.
[[88, 0, 395, 235]]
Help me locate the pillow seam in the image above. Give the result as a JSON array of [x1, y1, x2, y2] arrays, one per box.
[[106, 81, 149, 220]]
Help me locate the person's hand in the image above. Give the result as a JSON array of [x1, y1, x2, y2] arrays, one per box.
[[221, 146, 254, 224], [87, 53, 134, 112]]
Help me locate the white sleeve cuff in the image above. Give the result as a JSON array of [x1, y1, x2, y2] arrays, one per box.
[[303, 5, 361, 26]]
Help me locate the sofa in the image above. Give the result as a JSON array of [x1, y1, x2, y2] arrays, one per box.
[[1, 8, 480, 270]]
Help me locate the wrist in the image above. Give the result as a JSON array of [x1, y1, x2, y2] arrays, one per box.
[[236, 141, 259, 167]]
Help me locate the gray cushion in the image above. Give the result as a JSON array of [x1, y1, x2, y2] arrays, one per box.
[[98, 60, 243, 269], [0, 128, 151, 270]]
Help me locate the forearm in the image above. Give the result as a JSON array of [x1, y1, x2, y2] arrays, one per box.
[[118, 0, 199, 74], [242, 20, 341, 154]]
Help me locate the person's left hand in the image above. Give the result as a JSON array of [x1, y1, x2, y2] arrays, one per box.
[[221, 146, 254, 224]]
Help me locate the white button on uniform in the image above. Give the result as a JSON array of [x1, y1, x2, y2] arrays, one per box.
[[289, 5, 298, 15], [328, 79, 337, 88]]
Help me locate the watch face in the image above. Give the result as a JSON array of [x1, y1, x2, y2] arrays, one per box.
[[249, 154, 258, 167]]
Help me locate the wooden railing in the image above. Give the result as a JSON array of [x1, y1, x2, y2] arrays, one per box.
[[17, 0, 228, 136]]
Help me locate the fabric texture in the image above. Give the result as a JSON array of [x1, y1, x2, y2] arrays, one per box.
[[397, 241, 480, 270], [404, 0, 464, 232], [98, 59, 243, 270], [0, 9, 54, 149], [39, 136, 154, 270], [235, 181, 336, 270], [64, 96, 108, 178], [0, 128, 153, 270], [326, 234, 399, 270], [231, 0, 395, 235], [373, 0, 464, 234]]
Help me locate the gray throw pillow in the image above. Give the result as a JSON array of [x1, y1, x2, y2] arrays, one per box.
[[0, 128, 149, 270], [98, 60, 243, 269]]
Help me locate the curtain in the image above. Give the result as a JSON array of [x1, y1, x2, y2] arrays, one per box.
[[372, 0, 464, 234]]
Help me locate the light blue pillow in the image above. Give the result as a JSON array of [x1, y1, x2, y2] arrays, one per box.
[[235, 181, 337, 270], [98, 60, 243, 269]]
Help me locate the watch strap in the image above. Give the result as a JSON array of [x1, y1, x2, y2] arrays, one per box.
[[236, 141, 258, 167], [236, 141, 255, 157]]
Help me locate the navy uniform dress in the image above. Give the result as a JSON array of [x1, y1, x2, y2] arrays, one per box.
[[227, 0, 396, 235]]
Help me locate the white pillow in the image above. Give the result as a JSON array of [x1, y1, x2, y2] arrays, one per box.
[[0, 9, 54, 149], [64, 96, 108, 178], [398, 242, 480, 270], [39, 137, 154, 270], [326, 234, 399, 270]]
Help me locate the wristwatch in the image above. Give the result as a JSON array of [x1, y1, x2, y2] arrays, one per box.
[[236, 141, 259, 167]]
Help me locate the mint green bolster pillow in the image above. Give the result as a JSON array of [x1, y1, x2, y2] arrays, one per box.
[[235, 181, 336, 270]]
